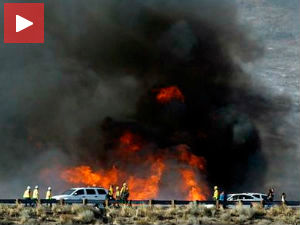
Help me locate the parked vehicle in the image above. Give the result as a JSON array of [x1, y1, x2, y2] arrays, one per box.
[[227, 193, 268, 202], [52, 187, 108, 201]]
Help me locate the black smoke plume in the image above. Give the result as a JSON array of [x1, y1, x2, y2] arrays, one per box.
[[0, 0, 297, 198]]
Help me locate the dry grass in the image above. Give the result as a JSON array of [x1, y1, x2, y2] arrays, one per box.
[[52, 204, 72, 215], [105, 203, 300, 225], [59, 214, 74, 225], [0, 203, 300, 224], [74, 209, 94, 223], [19, 208, 33, 224]]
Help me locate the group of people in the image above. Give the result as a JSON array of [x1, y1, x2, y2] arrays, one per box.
[[212, 186, 227, 207], [107, 183, 130, 203], [22, 183, 287, 207], [267, 188, 287, 204], [23, 185, 52, 206], [212, 186, 287, 206]]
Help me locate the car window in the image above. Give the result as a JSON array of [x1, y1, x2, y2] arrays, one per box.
[[97, 189, 107, 195], [62, 189, 75, 195], [232, 195, 239, 200], [253, 195, 260, 198], [73, 189, 84, 195], [86, 189, 96, 195], [238, 195, 245, 200], [243, 195, 254, 200]]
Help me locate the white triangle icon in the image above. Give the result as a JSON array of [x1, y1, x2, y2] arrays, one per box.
[[16, 15, 33, 32]]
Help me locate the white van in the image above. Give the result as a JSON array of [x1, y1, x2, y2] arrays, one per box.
[[52, 187, 108, 201]]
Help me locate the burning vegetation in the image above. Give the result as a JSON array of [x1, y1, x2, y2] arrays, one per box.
[[59, 84, 210, 201], [154, 86, 185, 104], [119, 131, 143, 153], [4, 0, 290, 201], [48, 0, 268, 200], [60, 86, 210, 200], [61, 128, 208, 200]]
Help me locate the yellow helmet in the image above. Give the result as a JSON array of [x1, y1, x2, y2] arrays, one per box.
[[214, 186, 218, 190]]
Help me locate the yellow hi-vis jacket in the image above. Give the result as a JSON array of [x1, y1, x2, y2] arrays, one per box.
[[120, 186, 126, 195], [23, 190, 31, 199], [108, 187, 114, 196], [46, 190, 52, 199], [213, 190, 219, 200], [32, 189, 39, 199], [115, 190, 120, 199]]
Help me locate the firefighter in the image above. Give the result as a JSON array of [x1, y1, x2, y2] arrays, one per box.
[[213, 186, 219, 201], [46, 187, 52, 207], [23, 186, 31, 207], [120, 183, 126, 198], [32, 185, 39, 207], [213, 186, 219, 209], [124, 186, 130, 203], [108, 184, 114, 200], [115, 186, 121, 207], [120, 183, 129, 204], [115, 186, 120, 200]]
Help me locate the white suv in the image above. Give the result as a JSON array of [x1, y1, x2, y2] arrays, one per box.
[[227, 193, 268, 202], [52, 187, 108, 201]]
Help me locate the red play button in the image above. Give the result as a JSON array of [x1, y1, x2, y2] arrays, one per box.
[[4, 3, 44, 43]]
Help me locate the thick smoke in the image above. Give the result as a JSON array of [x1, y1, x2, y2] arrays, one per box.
[[0, 0, 298, 198]]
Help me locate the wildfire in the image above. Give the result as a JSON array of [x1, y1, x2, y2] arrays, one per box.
[[119, 131, 143, 153], [60, 131, 209, 200], [155, 86, 185, 104], [60, 159, 165, 200], [60, 166, 119, 188], [177, 145, 206, 171], [180, 169, 207, 200], [128, 158, 165, 199]]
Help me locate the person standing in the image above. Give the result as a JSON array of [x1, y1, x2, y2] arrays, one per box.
[[213, 186, 219, 201], [213, 186, 219, 208], [281, 193, 286, 205], [115, 186, 120, 200], [124, 186, 130, 204], [32, 185, 39, 207], [267, 188, 274, 202], [23, 186, 31, 207], [108, 184, 114, 200], [120, 183, 129, 204], [219, 191, 225, 207], [115, 186, 120, 207], [46, 187, 52, 207]]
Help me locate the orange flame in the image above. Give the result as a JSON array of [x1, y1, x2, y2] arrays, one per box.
[[60, 166, 119, 188], [155, 86, 184, 104], [60, 159, 165, 200], [60, 153, 208, 200], [119, 131, 143, 153], [128, 158, 165, 199], [180, 169, 207, 200], [60, 132, 208, 200], [177, 145, 206, 171]]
